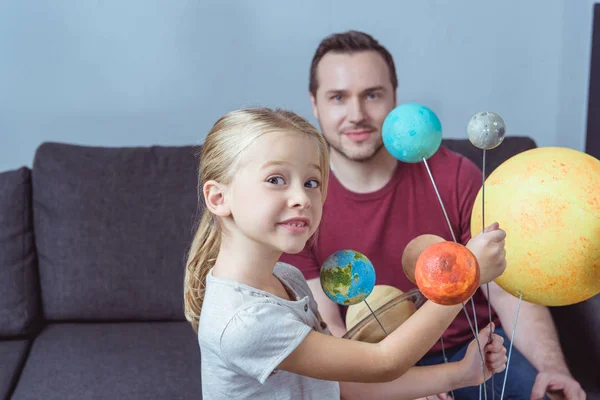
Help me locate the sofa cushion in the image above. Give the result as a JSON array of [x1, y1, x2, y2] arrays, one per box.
[[11, 322, 202, 400], [442, 136, 537, 174], [0, 167, 41, 336], [0, 339, 30, 400], [32, 143, 200, 321]]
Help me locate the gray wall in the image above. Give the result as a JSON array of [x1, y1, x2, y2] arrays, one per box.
[[0, 0, 596, 172]]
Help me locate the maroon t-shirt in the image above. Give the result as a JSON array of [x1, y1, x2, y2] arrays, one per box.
[[280, 146, 500, 354]]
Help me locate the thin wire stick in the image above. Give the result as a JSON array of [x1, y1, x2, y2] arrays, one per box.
[[440, 336, 455, 400], [500, 293, 523, 399], [482, 150, 494, 341], [423, 157, 487, 400], [462, 302, 487, 400], [363, 299, 388, 336], [482, 149, 496, 400], [471, 297, 485, 400], [482, 149, 486, 232], [422, 159, 457, 243], [482, 150, 493, 342]]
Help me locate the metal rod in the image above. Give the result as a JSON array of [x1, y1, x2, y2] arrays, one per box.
[[482, 149, 486, 232], [440, 336, 455, 400], [363, 299, 388, 336], [471, 297, 485, 400], [422, 158, 457, 242], [482, 148, 496, 400], [462, 302, 488, 400], [423, 156, 486, 399], [500, 293, 523, 399]]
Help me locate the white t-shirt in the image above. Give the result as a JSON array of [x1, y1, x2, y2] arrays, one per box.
[[198, 262, 341, 399]]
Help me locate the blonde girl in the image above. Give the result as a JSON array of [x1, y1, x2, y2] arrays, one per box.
[[184, 107, 507, 400]]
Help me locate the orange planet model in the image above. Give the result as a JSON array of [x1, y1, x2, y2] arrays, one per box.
[[415, 241, 480, 305], [402, 234, 445, 285]]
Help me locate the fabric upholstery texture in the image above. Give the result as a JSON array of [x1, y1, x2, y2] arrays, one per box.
[[0, 339, 30, 400], [11, 322, 202, 400], [0, 167, 40, 337], [1, 139, 598, 398], [31, 143, 201, 321]]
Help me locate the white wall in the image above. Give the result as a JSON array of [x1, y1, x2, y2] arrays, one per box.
[[0, 0, 596, 172]]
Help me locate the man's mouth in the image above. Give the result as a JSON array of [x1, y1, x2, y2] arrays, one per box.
[[343, 128, 374, 142]]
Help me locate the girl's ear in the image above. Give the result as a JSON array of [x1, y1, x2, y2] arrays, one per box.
[[203, 180, 231, 217]]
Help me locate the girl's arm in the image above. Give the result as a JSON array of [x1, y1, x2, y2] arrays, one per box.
[[340, 364, 464, 400], [278, 300, 462, 383], [338, 324, 506, 400], [278, 226, 507, 384]]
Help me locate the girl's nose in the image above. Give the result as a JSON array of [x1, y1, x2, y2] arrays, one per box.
[[288, 186, 311, 209]]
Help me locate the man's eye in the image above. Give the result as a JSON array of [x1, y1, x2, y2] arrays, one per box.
[[267, 177, 285, 185], [305, 179, 320, 189]]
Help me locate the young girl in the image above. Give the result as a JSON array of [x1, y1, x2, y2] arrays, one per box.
[[184, 107, 508, 399]]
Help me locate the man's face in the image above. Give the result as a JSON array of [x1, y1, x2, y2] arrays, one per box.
[[311, 50, 396, 162]]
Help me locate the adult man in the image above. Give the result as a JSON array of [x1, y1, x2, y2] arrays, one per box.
[[280, 30, 584, 399]]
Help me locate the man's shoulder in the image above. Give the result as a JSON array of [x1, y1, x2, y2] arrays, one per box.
[[431, 145, 481, 178], [433, 145, 472, 164]]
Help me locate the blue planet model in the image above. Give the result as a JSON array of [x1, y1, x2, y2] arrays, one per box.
[[382, 103, 443, 163], [320, 250, 376, 306]]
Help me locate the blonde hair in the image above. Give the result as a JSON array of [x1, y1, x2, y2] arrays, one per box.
[[184, 107, 330, 333]]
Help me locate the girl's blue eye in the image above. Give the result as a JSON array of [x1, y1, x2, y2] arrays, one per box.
[[267, 177, 285, 185], [305, 179, 319, 189]]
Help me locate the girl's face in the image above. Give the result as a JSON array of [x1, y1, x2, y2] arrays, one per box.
[[225, 130, 324, 255]]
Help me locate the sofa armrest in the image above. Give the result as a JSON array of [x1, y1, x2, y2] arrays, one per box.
[[0, 167, 42, 337], [0, 339, 30, 400]]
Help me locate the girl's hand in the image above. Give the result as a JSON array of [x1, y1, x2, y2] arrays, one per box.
[[466, 222, 507, 284], [413, 393, 452, 400], [459, 323, 507, 387]]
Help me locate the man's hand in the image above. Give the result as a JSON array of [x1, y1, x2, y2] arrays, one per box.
[[531, 371, 586, 400]]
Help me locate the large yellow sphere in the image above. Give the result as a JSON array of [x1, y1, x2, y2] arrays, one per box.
[[471, 147, 600, 306]]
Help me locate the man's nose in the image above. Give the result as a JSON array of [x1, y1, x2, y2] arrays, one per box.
[[348, 98, 366, 124]]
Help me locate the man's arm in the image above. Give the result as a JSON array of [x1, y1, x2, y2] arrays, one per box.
[[485, 282, 567, 373], [306, 278, 347, 337], [485, 282, 585, 398]]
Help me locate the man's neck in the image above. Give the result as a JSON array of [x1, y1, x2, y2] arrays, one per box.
[[330, 149, 398, 194]]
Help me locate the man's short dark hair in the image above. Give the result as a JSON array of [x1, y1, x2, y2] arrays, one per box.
[[309, 30, 398, 97]]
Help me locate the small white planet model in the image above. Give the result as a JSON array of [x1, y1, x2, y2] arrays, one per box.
[[467, 111, 506, 150]]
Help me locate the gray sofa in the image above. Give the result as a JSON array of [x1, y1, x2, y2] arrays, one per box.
[[1, 138, 598, 399]]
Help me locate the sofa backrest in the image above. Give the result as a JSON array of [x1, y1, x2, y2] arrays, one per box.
[[5, 136, 599, 392], [0, 167, 41, 337], [32, 142, 201, 322], [442, 136, 538, 174], [14, 137, 540, 325]]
